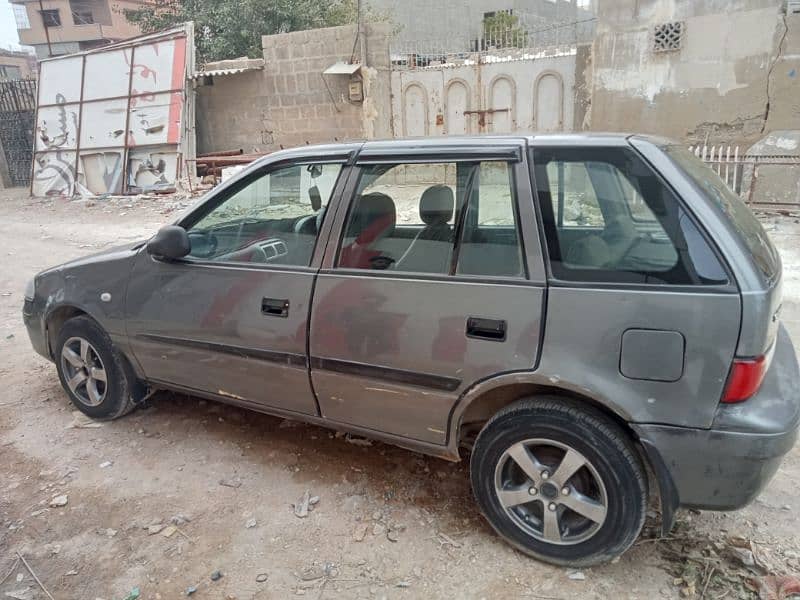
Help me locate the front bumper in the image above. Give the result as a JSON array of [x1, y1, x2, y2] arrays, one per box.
[[23, 298, 50, 360], [635, 324, 799, 529]]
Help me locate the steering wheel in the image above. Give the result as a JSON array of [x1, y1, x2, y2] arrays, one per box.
[[369, 255, 396, 270]]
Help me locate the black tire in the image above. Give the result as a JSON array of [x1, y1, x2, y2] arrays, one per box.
[[470, 396, 647, 567], [55, 315, 137, 420]]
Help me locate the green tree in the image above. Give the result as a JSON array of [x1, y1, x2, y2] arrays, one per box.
[[482, 11, 528, 49], [123, 0, 359, 63]]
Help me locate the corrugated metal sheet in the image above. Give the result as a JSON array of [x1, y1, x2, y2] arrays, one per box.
[[323, 62, 361, 75], [192, 66, 263, 79]]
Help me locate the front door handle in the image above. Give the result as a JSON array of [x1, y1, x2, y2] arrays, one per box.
[[262, 297, 289, 317], [466, 316, 507, 341]]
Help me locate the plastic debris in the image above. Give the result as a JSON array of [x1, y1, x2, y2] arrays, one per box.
[[123, 588, 141, 600], [49, 495, 68, 508], [294, 490, 311, 518]]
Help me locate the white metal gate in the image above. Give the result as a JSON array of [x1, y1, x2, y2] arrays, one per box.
[[391, 49, 577, 137]]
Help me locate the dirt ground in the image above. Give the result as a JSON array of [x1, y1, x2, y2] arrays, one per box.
[[1, 187, 799, 600]]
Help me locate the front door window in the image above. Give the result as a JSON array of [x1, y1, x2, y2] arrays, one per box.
[[184, 163, 342, 266]]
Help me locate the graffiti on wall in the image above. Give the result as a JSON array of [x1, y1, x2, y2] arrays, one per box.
[[31, 24, 194, 197]]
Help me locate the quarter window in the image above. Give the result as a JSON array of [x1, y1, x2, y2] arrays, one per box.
[[533, 147, 727, 285], [338, 160, 524, 278], [184, 163, 342, 266]]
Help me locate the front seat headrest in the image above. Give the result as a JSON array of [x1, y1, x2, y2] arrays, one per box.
[[419, 185, 454, 225]]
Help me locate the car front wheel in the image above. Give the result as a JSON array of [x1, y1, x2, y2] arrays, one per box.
[[470, 397, 647, 566], [55, 315, 137, 420]]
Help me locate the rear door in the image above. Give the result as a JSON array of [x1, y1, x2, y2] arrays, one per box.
[[309, 141, 546, 445]]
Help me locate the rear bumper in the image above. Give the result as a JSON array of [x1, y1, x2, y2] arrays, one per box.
[[634, 324, 799, 526], [635, 421, 797, 511]]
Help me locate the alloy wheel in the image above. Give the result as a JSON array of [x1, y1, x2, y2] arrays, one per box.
[[493, 438, 608, 546], [60, 336, 108, 407]]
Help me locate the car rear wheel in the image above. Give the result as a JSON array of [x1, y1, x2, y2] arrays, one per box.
[[470, 397, 647, 566], [55, 316, 136, 420]]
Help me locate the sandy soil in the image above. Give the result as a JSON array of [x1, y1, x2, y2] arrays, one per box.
[[0, 188, 798, 600]]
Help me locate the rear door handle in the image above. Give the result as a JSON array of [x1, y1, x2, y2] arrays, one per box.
[[466, 316, 507, 341], [262, 297, 289, 317]]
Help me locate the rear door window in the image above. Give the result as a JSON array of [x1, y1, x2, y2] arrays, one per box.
[[337, 160, 525, 278], [532, 147, 728, 285]]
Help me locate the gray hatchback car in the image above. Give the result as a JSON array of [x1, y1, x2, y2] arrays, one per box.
[[24, 135, 799, 566]]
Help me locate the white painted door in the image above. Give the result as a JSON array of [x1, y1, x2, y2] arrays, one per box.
[[535, 72, 564, 132], [488, 75, 515, 133], [402, 83, 428, 136], [445, 79, 471, 135]]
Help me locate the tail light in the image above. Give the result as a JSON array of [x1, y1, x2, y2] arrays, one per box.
[[722, 344, 775, 403]]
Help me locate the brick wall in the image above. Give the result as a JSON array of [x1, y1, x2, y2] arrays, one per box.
[[195, 23, 392, 155]]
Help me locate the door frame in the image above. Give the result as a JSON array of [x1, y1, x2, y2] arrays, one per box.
[[307, 138, 549, 444]]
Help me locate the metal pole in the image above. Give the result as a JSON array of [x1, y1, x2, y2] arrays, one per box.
[[38, 0, 53, 57], [357, 0, 366, 65]]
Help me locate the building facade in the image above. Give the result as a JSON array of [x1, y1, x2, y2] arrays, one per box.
[[0, 49, 37, 80], [11, 0, 148, 59]]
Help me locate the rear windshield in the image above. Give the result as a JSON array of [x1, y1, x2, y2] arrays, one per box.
[[663, 145, 780, 282]]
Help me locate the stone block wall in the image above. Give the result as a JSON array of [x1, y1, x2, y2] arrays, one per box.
[[196, 23, 392, 155]]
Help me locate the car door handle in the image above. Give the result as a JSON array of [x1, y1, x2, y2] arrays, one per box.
[[262, 297, 289, 317], [466, 317, 507, 341]]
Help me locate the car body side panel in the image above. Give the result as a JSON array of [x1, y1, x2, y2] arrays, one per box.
[[541, 287, 741, 427], [31, 243, 142, 361], [630, 137, 781, 358], [125, 254, 319, 415]]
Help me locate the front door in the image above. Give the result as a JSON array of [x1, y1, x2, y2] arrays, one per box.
[[309, 145, 547, 445], [126, 160, 345, 415]]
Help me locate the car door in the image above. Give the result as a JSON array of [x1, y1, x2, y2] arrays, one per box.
[[125, 152, 351, 415], [309, 141, 547, 445]]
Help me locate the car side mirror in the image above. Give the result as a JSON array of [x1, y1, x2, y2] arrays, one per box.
[[146, 225, 191, 260]]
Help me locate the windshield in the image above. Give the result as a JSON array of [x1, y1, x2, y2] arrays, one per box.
[[663, 145, 780, 283]]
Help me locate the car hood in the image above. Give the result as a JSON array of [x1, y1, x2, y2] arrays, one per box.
[[41, 240, 147, 276]]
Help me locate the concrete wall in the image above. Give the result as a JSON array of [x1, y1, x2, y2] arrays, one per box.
[[589, 0, 798, 144], [195, 23, 393, 155]]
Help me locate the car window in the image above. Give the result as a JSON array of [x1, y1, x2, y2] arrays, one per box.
[[663, 145, 780, 283], [338, 160, 525, 278], [533, 147, 728, 285], [184, 163, 342, 266], [457, 161, 525, 277], [545, 161, 605, 228]]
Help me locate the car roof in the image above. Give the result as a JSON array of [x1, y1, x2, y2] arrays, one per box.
[[244, 133, 671, 171]]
